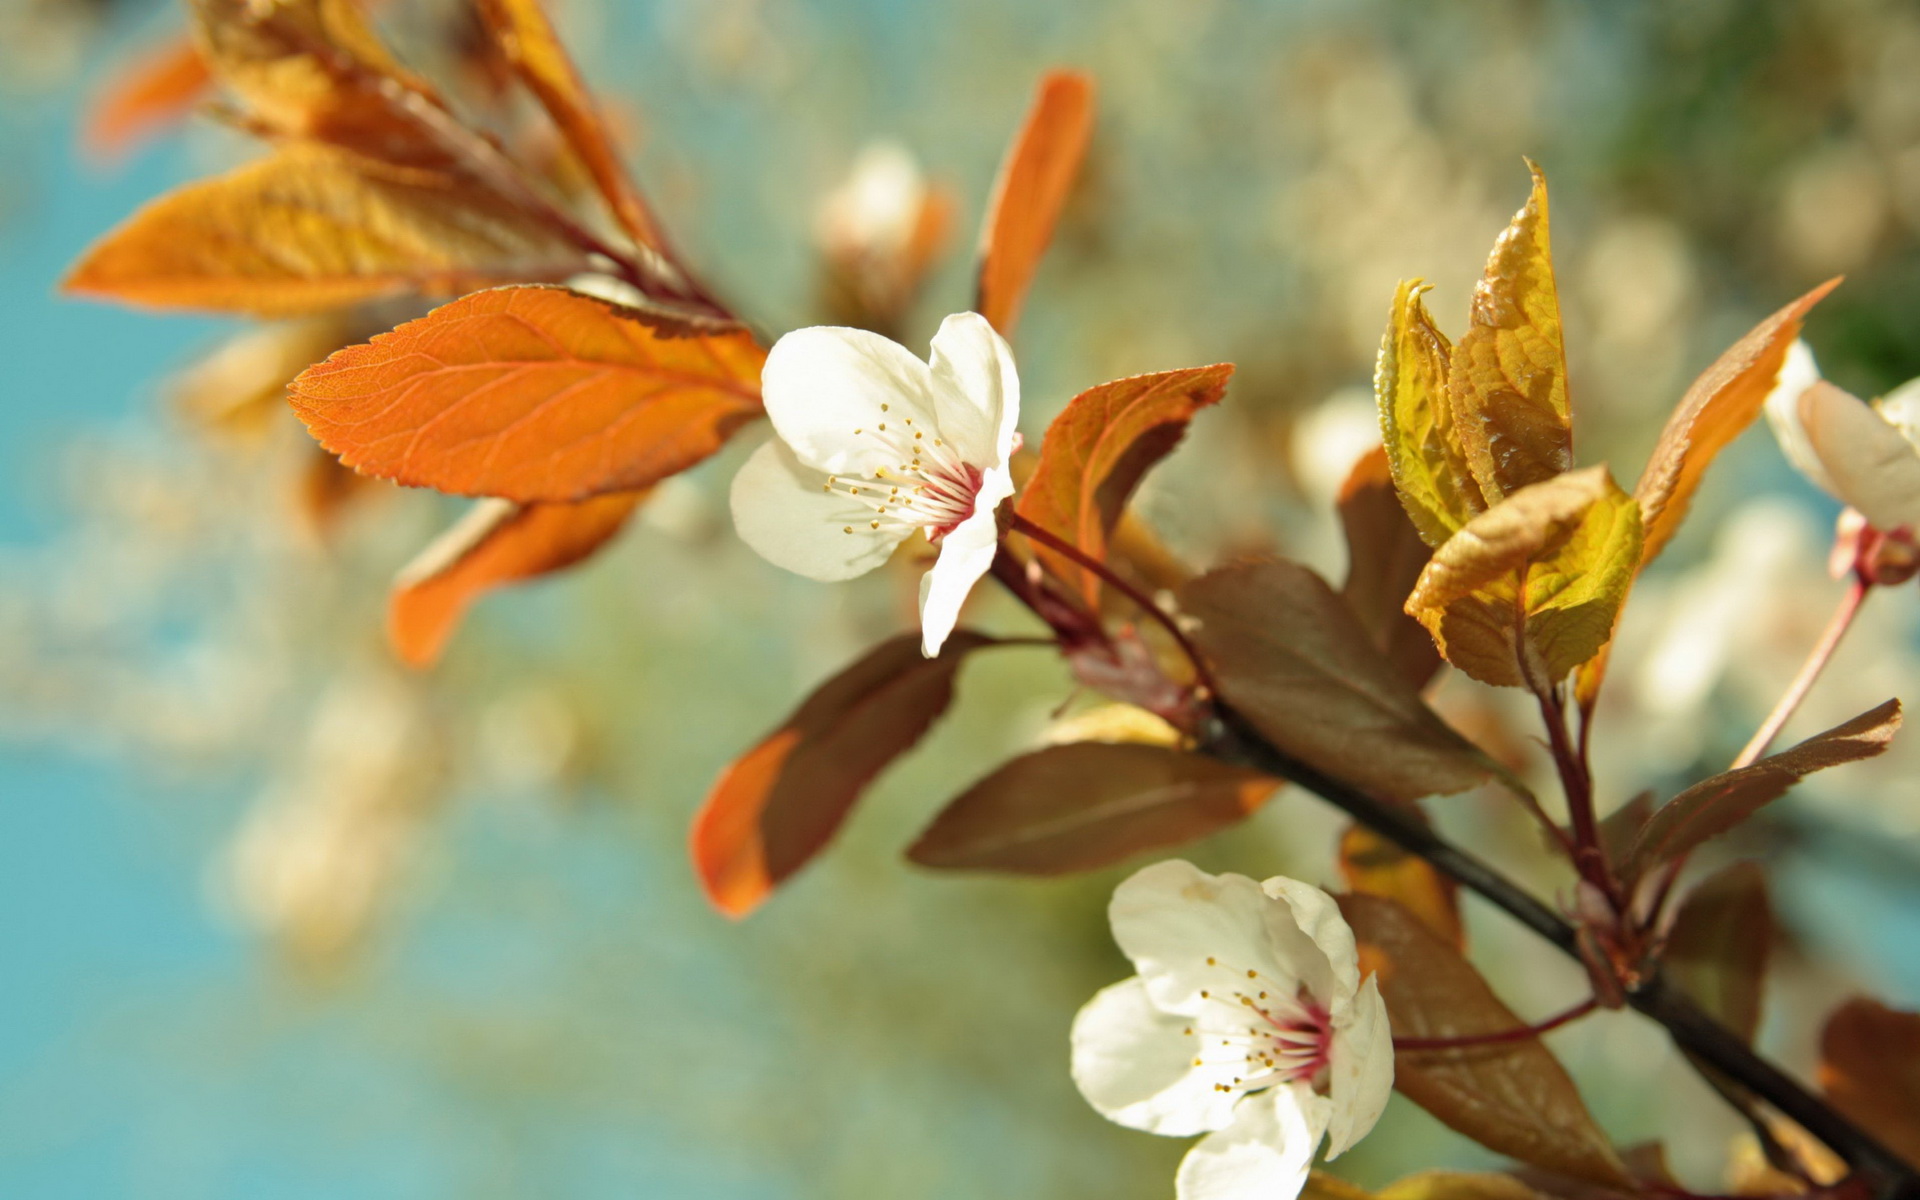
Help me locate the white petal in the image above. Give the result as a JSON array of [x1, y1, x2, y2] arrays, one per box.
[[1874, 376, 1920, 448], [1259, 876, 1360, 1015], [1323, 974, 1394, 1158], [1175, 1084, 1328, 1200], [760, 326, 941, 476], [1110, 860, 1295, 1017], [916, 462, 1013, 656], [1764, 339, 1836, 495], [730, 438, 908, 580], [1070, 977, 1242, 1137], [927, 312, 1021, 467], [1798, 381, 1920, 532]]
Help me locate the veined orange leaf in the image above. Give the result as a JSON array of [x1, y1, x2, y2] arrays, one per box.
[[289, 286, 765, 502], [64, 144, 582, 316], [1016, 364, 1232, 605], [1449, 162, 1573, 503], [388, 491, 644, 667], [908, 743, 1276, 875], [1340, 894, 1629, 1187], [475, 0, 661, 249], [693, 632, 986, 917], [976, 69, 1095, 336], [83, 35, 213, 162]]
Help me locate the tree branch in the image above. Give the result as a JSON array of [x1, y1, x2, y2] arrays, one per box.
[[1200, 707, 1920, 1200]]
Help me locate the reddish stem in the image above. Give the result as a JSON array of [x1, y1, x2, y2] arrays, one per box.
[[1731, 574, 1872, 769], [1392, 997, 1599, 1051]]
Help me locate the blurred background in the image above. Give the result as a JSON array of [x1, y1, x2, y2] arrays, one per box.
[[2, 0, 1919, 1195]]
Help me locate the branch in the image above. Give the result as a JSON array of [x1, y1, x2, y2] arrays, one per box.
[[1200, 708, 1920, 1200]]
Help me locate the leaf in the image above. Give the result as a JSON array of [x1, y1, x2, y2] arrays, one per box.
[[387, 491, 644, 667], [1406, 467, 1642, 689], [1017, 364, 1233, 605], [64, 145, 581, 316], [1339, 823, 1463, 950], [475, 0, 661, 249], [976, 69, 1095, 336], [1626, 700, 1900, 880], [1379, 1173, 1546, 1200], [1339, 894, 1630, 1187], [1339, 446, 1444, 689], [1449, 162, 1573, 503], [1635, 280, 1840, 566], [907, 743, 1277, 875], [693, 632, 987, 917], [1304, 1173, 1379, 1200], [1819, 997, 1920, 1169], [1181, 559, 1492, 805], [83, 36, 213, 162], [1376, 280, 1483, 547], [289, 285, 765, 501], [188, 0, 439, 164], [1663, 862, 1771, 1044]]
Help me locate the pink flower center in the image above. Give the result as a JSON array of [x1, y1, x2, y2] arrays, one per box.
[[1185, 958, 1335, 1097], [825, 411, 988, 541]]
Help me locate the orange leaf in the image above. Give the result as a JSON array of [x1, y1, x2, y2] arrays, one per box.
[[1016, 364, 1232, 604], [289, 286, 765, 501], [1634, 279, 1841, 566], [475, 0, 661, 250], [976, 70, 1095, 336], [83, 36, 213, 163], [64, 144, 582, 316], [908, 743, 1276, 875], [1339, 823, 1463, 950], [388, 491, 644, 667], [1819, 997, 1920, 1169], [693, 633, 986, 917]]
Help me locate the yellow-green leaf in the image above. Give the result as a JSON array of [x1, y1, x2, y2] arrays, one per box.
[[1377, 279, 1483, 546], [1449, 162, 1572, 503], [1406, 467, 1642, 688]]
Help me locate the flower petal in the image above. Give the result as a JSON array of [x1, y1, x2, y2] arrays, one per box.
[[1110, 860, 1294, 1018], [1323, 974, 1394, 1158], [1763, 339, 1837, 496], [1175, 1083, 1328, 1200], [1798, 381, 1920, 532], [1260, 876, 1360, 1016], [1874, 376, 1920, 448], [916, 463, 1014, 656], [760, 325, 941, 476], [1070, 977, 1242, 1137], [927, 312, 1021, 466], [730, 438, 909, 580]]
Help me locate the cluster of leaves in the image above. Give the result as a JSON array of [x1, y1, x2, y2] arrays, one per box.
[[67, 0, 1920, 1194]]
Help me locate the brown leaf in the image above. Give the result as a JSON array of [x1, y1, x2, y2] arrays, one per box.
[[1182, 559, 1492, 804], [475, 0, 661, 249], [1017, 364, 1233, 605], [83, 36, 213, 162], [1449, 162, 1572, 503], [1819, 997, 1920, 1169], [1406, 467, 1641, 689], [1339, 894, 1629, 1186], [297, 440, 382, 536], [907, 743, 1276, 875], [289, 285, 765, 501], [188, 0, 439, 164], [1635, 280, 1840, 566], [1664, 862, 1771, 1044], [1379, 1173, 1546, 1200], [1339, 446, 1443, 689], [64, 145, 581, 316], [1339, 823, 1463, 950], [976, 69, 1095, 336], [387, 491, 643, 667], [692, 633, 986, 917], [1626, 700, 1901, 881]]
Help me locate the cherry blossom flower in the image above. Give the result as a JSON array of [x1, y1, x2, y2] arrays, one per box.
[[730, 313, 1020, 656], [1071, 860, 1394, 1200], [1765, 340, 1920, 534]]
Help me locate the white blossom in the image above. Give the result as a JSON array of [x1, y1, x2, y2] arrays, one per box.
[[730, 314, 1020, 657], [1765, 340, 1920, 533], [1071, 860, 1394, 1200]]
